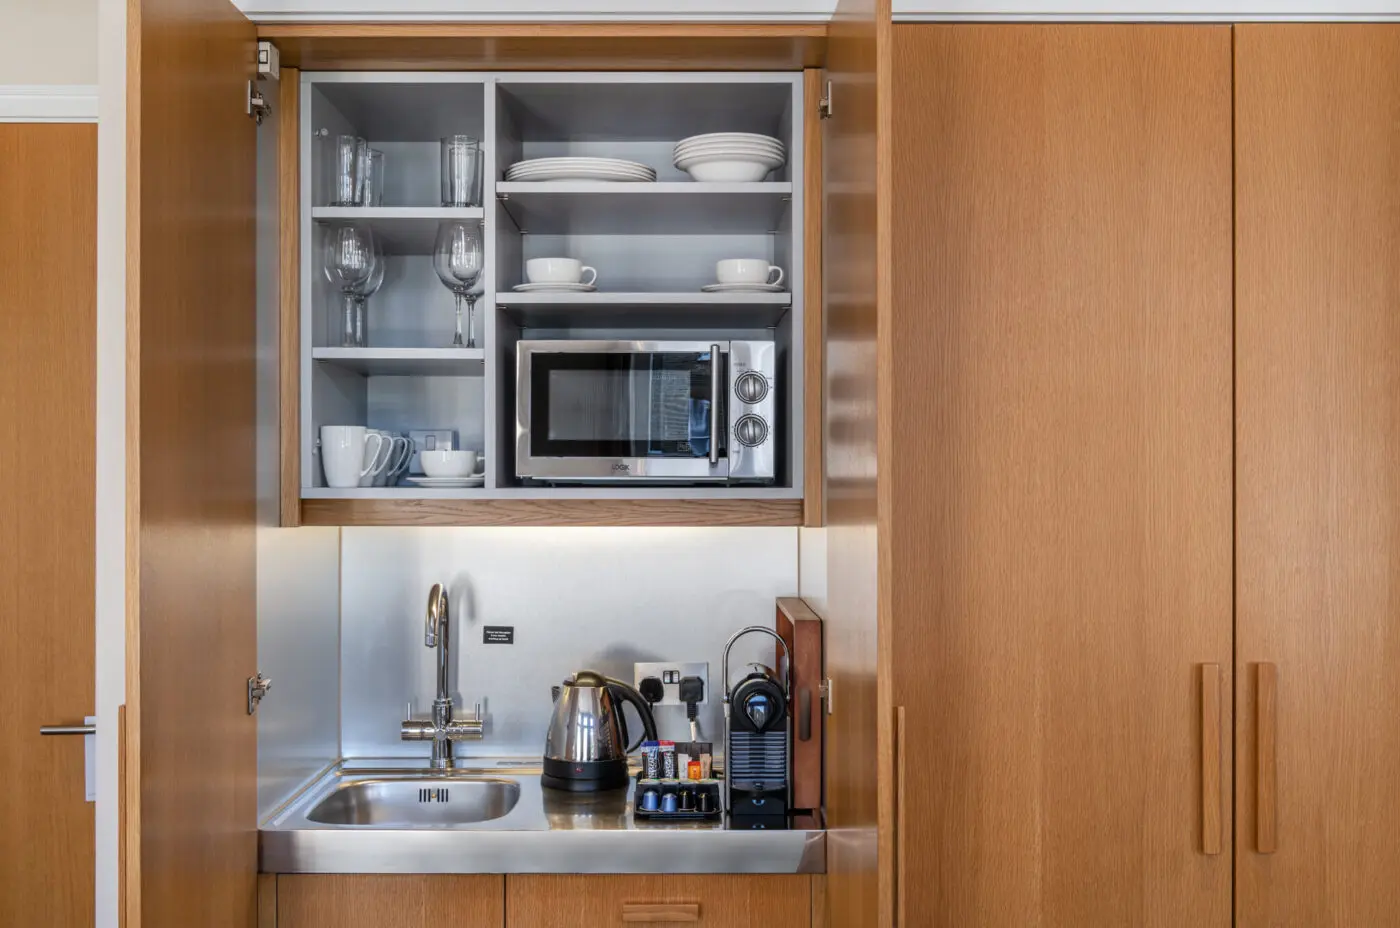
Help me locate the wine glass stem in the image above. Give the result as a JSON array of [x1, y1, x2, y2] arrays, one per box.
[[453, 293, 465, 348], [466, 297, 477, 349]]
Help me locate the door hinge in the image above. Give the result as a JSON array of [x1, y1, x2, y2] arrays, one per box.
[[257, 41, 280, 80], [819, 677, 834, 715], [247, 673, 272, 715], [247, 80, 271, 125], [818, 80, 833, 120]]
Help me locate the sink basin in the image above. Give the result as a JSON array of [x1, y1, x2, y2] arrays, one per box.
[[306, 776, 521, 826]]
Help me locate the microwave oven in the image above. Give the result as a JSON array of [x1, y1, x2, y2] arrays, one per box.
[[515, 339, 777, 484]]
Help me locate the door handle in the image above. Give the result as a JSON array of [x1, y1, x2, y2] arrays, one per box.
[[895, 705, 907, 927], [40, 724, 96, 736], [1256, 662, 1278, 853], [1200, 664, 1222, 855], [621, 902, 699, 922], [708, 343, 721, 466]]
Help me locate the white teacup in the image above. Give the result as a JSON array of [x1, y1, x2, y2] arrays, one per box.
[[321, 426, 386, 489], [421, 449, 482, 478], [716, 259, 783, 288], [526, 257, 597, 287]]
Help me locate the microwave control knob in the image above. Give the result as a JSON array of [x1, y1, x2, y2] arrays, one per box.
[[734, 414, 769, 447], [734, 371, 769, 404]]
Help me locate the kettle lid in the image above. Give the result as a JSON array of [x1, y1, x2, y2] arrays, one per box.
[[569, 669, 608, 688]]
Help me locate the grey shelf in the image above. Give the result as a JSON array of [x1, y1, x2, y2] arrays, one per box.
[[496, 291, 791, 327], [495, 182, 792, 235], [312, 207, 485, 254], [312, 347, 487, 377]]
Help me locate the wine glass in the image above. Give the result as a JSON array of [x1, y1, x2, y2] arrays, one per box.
[[348, 238, 386, 346], [323, 222, 376, 348], [432, 220, 484, 349]]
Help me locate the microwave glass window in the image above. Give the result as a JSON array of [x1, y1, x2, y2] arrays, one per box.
[[529, 351, 728, 459]]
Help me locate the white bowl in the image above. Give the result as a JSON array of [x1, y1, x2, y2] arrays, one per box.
[[676, 132, 784, 148], [421, 449, 478, 478], [675, 141, 785, 158], [679, 159, 776, 183]]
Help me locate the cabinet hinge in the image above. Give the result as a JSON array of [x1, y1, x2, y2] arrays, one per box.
[[819, 677, 834, 715], [818, 80, 833, 120], [247, 673, 272, 715], [246, 80, 271, 125]]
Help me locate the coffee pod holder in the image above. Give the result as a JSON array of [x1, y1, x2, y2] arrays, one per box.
[[632, 776, 723, 823]]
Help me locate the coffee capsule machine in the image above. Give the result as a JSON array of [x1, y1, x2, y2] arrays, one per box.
[[722, 626, 791, 828]]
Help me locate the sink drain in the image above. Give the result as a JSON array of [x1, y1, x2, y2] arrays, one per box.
[[418, 787, 449, 803]]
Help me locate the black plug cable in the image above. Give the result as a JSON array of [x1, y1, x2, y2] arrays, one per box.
[[678, 675, 704, 740]]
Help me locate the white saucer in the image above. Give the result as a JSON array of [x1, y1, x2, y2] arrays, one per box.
[[404, 475, 485, 488], [701, 283, 786, 293], [513, 282, 597, 293]]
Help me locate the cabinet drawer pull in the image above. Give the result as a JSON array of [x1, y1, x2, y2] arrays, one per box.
[[1256, 662, 1278, 854], [622, 902, 700, 923], [1200, 663, 1222, 855], [896, 705, 907, 927]]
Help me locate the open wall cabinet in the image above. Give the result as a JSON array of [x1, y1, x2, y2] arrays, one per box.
[[286, 69, 824, 527]]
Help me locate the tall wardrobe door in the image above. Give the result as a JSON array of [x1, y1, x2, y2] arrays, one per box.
[[889, 25, 1234, 927], [1235, 25, 1400, 927]]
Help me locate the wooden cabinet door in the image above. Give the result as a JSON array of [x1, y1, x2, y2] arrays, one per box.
[[1234, 24, 1400, 927], [506, 875, 809, 928], [0, 122, 97, 928], [277, 875, 505, 927], [888, 25, 1234, 927], [126, 0, 260, 924]]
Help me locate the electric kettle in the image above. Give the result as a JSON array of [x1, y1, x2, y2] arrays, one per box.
[[542, 670, 658, 792]]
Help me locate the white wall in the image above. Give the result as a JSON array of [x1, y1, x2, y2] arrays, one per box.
[[339, 526, 799, 760], [0, 0, 98, 86]]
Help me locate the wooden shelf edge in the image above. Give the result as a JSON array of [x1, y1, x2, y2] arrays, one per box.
[[300, 497, 803, 527], [258, 23, 829, 40]]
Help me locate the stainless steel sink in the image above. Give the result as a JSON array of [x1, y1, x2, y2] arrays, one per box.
[[306, 776, 520, 827]]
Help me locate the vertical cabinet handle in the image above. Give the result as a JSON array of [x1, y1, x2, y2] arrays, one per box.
[[895, 705, 907, 927], [1256, 662, 1278, 854], [1200, 664, 1222, 855]]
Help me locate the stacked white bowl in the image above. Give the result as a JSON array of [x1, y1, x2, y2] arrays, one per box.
[[673, 133, 786, 182]]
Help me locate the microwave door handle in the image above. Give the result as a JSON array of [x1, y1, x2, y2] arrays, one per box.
[[709, 344, 721, 467]]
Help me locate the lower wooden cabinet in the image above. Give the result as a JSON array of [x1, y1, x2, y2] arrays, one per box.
[[506, 875, 812, 927], [266, 873, 813, 927], [273, 875, 505, 927]]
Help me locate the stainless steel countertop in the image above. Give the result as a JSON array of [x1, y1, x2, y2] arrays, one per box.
[[259, 758, 825, 875]]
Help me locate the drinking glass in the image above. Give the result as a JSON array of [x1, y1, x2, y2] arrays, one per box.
[[440, 136, 482, 208], [323, 222, 376, 347], [432, 220, 484, 348], [331, 135, 366, 207], [359, 148, 385, 207]]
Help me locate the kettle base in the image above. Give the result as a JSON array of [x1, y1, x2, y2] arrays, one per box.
[[541, 756, 628, 792]]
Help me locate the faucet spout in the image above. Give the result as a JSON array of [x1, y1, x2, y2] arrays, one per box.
[[403, 582, 483, 768]]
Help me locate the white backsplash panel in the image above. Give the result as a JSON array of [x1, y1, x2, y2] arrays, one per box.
[[340, 526, 799, 759]]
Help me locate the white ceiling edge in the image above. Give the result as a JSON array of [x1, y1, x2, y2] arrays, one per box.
[[236, 0, 838, 21], [894, 0, 1400, 18], [0, 85, 99, 123]]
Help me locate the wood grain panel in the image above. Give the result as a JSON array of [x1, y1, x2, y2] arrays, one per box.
[[819, 0, 890, 926], [127, 0, 260, 925], [279, 66, 301, 527], [505, 875, 809, 928], [259, 24, 826, 71], [0, 122, 97, 928], [890, 24, 1234, 926], [1234, 24, 1400, 925], [278, 875, 503, 927], [777, 596, 825, 811], [803, 67, 826, 528], [300, 497, 802, 527], [259, 874, 278, 928]]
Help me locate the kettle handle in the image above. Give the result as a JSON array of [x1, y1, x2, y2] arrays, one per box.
[[606, 678, 659, 753]]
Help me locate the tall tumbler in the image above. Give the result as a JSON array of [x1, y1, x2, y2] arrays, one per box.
[[440, 135, 482, 207], [332, 134, 366, 207]]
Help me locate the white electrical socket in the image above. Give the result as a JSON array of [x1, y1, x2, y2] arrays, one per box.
[[633, 661, 709, 707]]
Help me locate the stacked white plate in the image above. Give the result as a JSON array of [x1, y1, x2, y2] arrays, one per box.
[[505, 157, 656, 183], [673, 133, 786, 183]]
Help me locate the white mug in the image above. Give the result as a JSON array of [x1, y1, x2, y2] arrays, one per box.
[[360, 430, 396, 487], [321, 426, 385, 489], [716, 259, 783, 288], [378, 435, 412, 486], [526, 257, 597, 287]]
